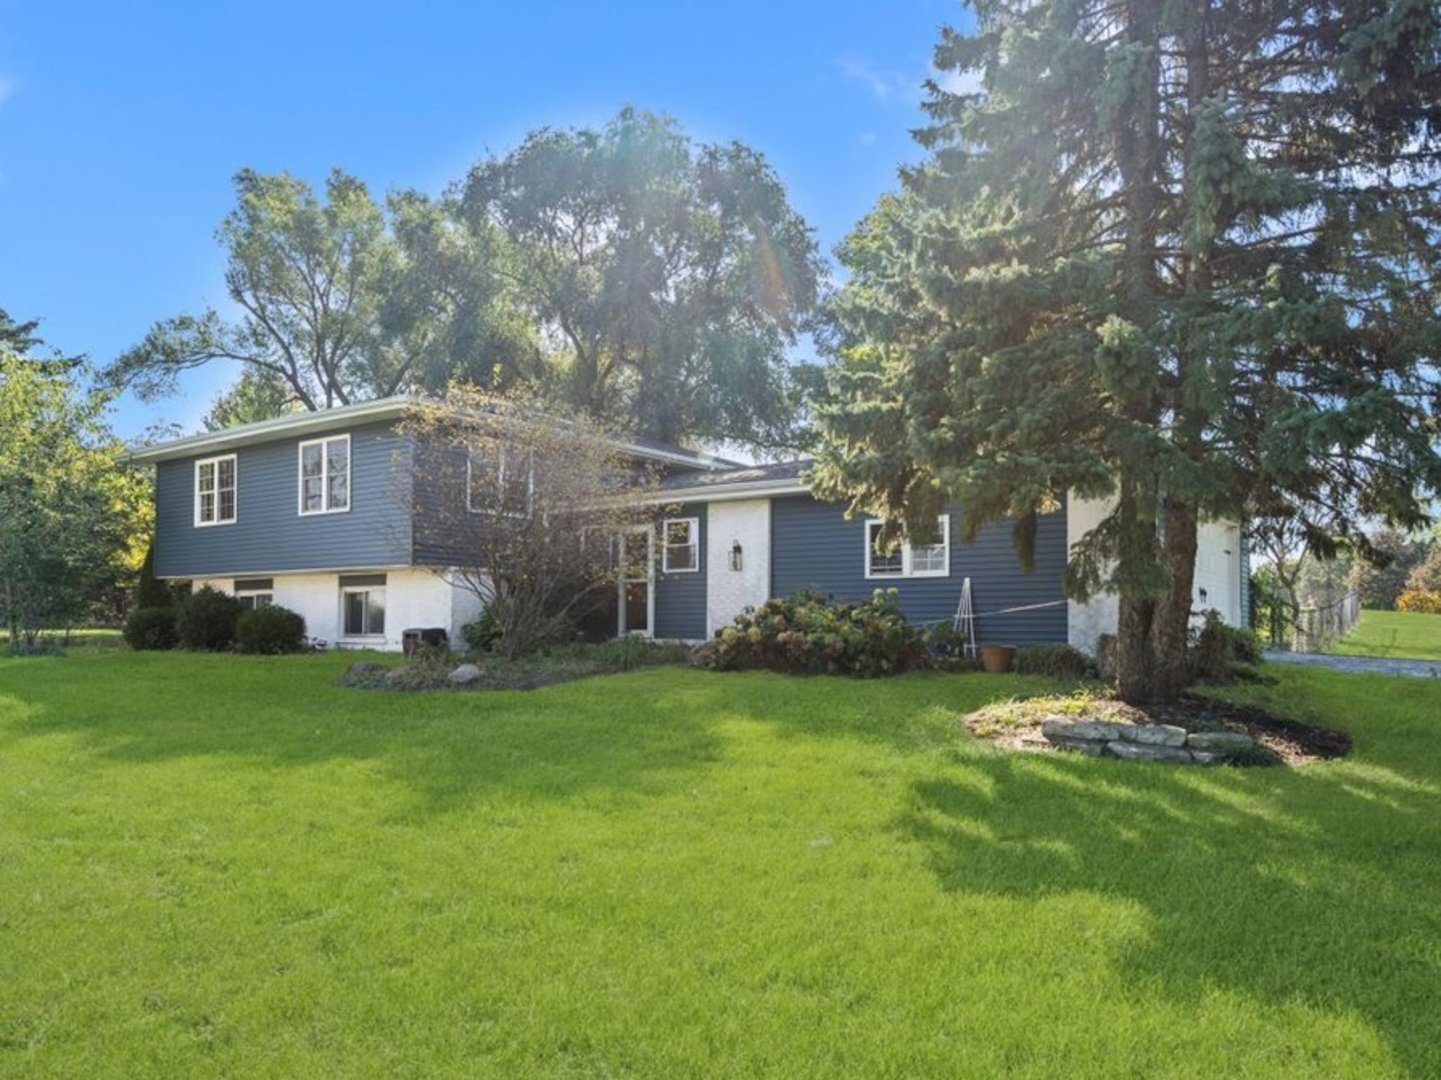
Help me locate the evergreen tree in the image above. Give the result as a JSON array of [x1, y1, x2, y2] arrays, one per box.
[[813, 0, 1441, 701]]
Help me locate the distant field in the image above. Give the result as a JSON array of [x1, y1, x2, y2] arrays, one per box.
[[0, 628, 123, 650], [1331, 610, 1441, 662]]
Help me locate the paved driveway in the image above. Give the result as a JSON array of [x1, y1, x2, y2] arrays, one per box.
[[1265, 651, 1441, 679]]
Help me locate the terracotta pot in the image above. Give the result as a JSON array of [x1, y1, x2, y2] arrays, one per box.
[[979, 644, 1017, 674]]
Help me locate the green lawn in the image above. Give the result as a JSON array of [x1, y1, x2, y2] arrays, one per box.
[[2, 652, 1439, 1077], [1331, 609, 1441, 661]]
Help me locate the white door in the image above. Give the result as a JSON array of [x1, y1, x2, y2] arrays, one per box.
[[618, 526, 654, 637]]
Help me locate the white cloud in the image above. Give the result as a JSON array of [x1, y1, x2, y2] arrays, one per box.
[[836, 54, 917, 102]]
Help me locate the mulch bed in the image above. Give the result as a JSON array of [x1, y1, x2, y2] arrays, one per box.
[[964, 691, 1351, 767]]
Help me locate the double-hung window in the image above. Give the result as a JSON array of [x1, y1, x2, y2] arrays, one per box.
[[299, 435, 350, 515], [467, 447, 534, 516], [661, 517, 699, 573], [234, 578, 274, 611], [865, 515, 950, 579], [340, 573, 386, 639], [195, 454, 237, 526]]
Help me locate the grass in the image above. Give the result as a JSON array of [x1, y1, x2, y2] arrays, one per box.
[[1331, 609, 1441, 661], [2, 651, 1440, 1077]]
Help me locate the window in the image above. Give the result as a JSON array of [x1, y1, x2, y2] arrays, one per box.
[[299, 434, 350, 515], [195, 454, 237, 526], [234, 578, 274, 611], [662, 517, 699, 573], [467, 447, 534, 516], [339, 573, 386, 638], [865, 515, 950, 579]]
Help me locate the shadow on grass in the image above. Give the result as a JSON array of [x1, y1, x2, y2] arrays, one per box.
[[899, 671, 1441, 1076], [0, 651, 731, 813]]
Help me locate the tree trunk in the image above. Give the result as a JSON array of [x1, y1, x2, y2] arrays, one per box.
[[1150, 500, 1199, 701]]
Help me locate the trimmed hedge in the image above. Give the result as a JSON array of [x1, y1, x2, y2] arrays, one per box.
[[236, 605, 307, 654], [1013, 644, 1091, 680], [123, 606, 178, 651], [176, 587, 242, 651]]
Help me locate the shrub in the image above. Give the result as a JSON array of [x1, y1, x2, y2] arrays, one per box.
[[462, 606, 502, 653], [696, 588, 932, 678], [235, 605, 306, 654], [1013, 643, 1091, 680], [175, 586, 242, 651], [1396, 589, 1441, 615], [1191, 610, 1265, 683], [123, 606, 178, 651]]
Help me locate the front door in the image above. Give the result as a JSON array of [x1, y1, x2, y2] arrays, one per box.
[[618, 526, 654, 637]]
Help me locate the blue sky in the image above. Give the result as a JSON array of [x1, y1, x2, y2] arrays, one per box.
[[0, 1, 970, 439]]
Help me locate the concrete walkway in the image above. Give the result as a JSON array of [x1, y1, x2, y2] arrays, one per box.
[[1265, 650, 1441, 679]]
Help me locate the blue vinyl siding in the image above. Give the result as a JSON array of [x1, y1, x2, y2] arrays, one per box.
[[654, 504, 706, 640], [153, 421, 412, 578], [769, 495, 1068, 645]]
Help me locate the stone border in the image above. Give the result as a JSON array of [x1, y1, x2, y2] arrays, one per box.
[[1041, 716, 1255, 764]]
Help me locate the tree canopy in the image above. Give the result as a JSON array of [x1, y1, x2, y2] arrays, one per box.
[[460, 108, 825, 450], [108, 110, 824, 449], [812, 0, 1441, 701], [106, 169, 535, 414], [1, 329, 150, 648]]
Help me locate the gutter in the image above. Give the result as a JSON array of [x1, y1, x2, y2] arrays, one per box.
[[126, 394, 735, 471]]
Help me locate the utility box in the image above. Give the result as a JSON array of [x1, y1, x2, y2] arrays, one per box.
[[402, 627, 449, 656]]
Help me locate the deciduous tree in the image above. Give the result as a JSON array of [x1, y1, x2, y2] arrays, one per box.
[[401, 386, 658, 660], [460, 108, 825, 451], [0, 338, 149, 649]]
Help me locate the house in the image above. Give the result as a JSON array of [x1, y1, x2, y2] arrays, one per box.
[[132, 397, 1249, 652]]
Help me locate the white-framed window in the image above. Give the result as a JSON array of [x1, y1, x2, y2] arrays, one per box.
[[661, 517, 699, 573], [299, 434, 350, 515], [234, 578, 274, 611], [195, 454, 238, 526], [466, 447, 534, 516], [339, 573, 386, 638], [865, 515, 950, 579]]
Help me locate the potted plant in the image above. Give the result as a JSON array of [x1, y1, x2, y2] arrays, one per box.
[[979, 643, 1016, 674]]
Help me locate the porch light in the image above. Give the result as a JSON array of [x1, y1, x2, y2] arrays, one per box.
[[730, 541, 744, 572]]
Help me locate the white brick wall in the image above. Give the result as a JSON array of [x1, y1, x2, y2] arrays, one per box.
[[196, 568, 480, 651], [706, 499, 772, 636], [1065, 494, 1243, 655]]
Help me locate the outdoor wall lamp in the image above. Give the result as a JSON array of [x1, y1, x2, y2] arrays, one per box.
[[730, 541, 744, 572]]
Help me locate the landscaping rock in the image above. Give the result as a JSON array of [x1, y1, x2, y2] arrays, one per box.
[[1189, 748, 1235, 766], [1186, 730, 1255, 752], [447, 663, 485, 687], [1046, 735, 1106, 756], [1104, 741, 1193, 763], [1041, 717, 1131, 743], [1117, 723, 1188, 747], [347, 662, 385, 678]]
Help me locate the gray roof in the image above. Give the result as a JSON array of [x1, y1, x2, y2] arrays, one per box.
[[128, 394, 740, 471], [658, 458, 812, 492]]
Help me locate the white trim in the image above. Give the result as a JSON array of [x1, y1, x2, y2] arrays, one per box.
[[298, 433, 351, 516], [156, 562, 413, 582], [130, 397, 410, 464], [661, 517, 700, 574], [194, 453, 238, 527], [338, 580, 386, 640], [645, 477, 808, 505], [127, 394, 735, 472], [863, 515, 950, 580], [467, 447, 534, 516], [617, 525, 656, 638]]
